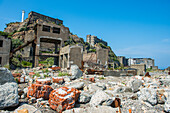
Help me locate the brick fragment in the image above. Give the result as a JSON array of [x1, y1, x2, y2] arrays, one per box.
[[49, 87, 81, 113], [27, 84, 53, 100]]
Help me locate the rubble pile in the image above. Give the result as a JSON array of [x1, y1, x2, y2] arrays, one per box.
[[0, 66, 169, 113]]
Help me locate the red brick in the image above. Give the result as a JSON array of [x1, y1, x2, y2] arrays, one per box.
[[49, 87, 81, 113], [27, 84, 53, 100], [52, 77, 64, 84]]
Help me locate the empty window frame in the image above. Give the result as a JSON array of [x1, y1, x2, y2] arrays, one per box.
[[0, 40, 3, 47], [42, 25, 50, 32], [53, 27, 60, 34]]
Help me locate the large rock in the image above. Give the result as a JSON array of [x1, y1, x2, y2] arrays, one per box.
[[78, 92, 92, 103], [0, 67, 19, 109], [0, 82, 19, 109], [63, 106, 119, 113], [113, 86, 132, 93], [90, 90, 113, 106], [129, 79, 143, 92], [138, 88, 157, 105], [14, 104, 41, 113], [0, 67, 15, 85], [68, 82, 84, 90], [70, 65, 82, 80]]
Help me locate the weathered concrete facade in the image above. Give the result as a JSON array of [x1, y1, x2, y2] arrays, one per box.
[[96, 48, 108, 66], [86, 35, 107, 46], [83, 48, 108, 68], [130, 64, 146, 75], [0, 36, 11, 66], [117, 56, 128, 67], [12, 11, 70, 67], [60, 45, 83, 69], [128, 58, 154, 69]]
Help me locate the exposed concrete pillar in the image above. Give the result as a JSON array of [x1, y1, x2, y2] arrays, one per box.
[[54, 43, 59, 66], [34, 37, 40, 67]]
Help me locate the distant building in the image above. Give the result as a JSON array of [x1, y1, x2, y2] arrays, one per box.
[[117, 56, 128, 66], [128, 58, 155, 69], [0, 36, 11, 66], [86, 35, 107, 46]]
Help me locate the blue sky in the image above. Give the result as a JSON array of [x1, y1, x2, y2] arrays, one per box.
[[0, 0, 170, 69]]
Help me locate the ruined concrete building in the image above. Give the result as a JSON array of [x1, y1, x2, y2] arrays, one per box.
[[128, 58, 155, 69], [86, 35, 107, 46], [0, 36, 11, 66], [5, 11, 70, 67], [83, 47, 108, 68]]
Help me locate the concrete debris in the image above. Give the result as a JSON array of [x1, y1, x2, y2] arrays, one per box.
[[0, 66, 169, 113]]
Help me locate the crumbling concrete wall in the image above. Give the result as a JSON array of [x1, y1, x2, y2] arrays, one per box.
[[60, 45, 83, 69], [130, 64, 146, 75], [0, 36, 11, 66], [96, 48, 108, 66]]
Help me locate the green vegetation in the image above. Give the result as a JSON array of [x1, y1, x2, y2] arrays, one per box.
[[33, 73, 41, 78], [11, 38, 24, 49], [99, 76, 105, 80], [99, 43, 107, 49], [21, 61, 32, 67], [39, 57, 54, 67], [42, 68, 49, 73], [44, 74, 49, 78], [146, 67, 152, 72], [58, 72, 71, 76], [15, 78, 19, 84], [89, 49, 96, 52]]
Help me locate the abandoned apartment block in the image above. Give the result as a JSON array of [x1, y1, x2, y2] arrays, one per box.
[[0, 36, 11, 66], [86, 35, 108, 46], [18, 11, 70, 67]]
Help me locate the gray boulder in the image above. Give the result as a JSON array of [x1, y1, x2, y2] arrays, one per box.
[[0, 67, 19, 109], [69, 82, 84, 90], [90, 90, 113, 106], [78, 92, 92, 103], [0, 82, 19, 109], [70, 65, 82, 80], [138, 88, 157, 105], [113, 87, 132, 93], [130, 79, 143, 92], [0, 67, 15, 85]]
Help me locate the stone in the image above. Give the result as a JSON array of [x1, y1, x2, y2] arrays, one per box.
[[113, 87, 132, 93], [0, 82, 19, 109], [90, 90, 112, 106], [36, 78, 51, 85], [129, 79, 143, 92], [49, 87, 81, 113], [164, 100, 170, 112], [68, 82, 84, 90], [14, 104, 41, 113], [63, 106, 119, 113], [0, 67, 15, 85], [52, 77, 64, 84], [78, 92, 92, 103], [70, 65, 82, 80], [138, 88, 157, 105], [27, 84, 53, 100], [16, 109, 28, 113]]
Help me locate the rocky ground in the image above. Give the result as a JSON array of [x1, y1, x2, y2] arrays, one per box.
[[0, 65, 169, 113]]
